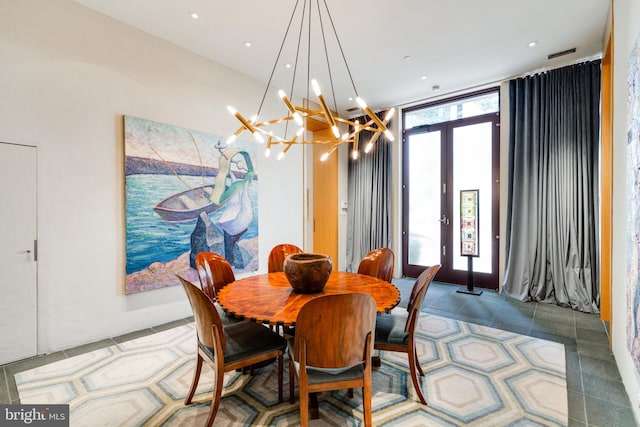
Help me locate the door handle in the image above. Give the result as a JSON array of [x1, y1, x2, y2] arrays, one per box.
[[438, 215, 450, 225]]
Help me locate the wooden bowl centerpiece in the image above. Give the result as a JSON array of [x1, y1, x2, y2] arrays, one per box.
[[283, 253, 332, 293]]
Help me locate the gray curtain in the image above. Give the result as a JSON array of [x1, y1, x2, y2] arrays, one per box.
[[345, 114, 392, 272], [503, 60, 601, 313]]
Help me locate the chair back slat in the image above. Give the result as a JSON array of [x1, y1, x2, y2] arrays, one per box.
[[268, 244, 303, 273], [177, 275, 226, 350], [195, 252, 236, 300], [294, 293, 376, 369], [357, 248, 394, 282]]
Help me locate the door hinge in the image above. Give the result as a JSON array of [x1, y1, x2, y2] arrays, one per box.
[[442, 183, 446, 194], [442, 245, 446, 256]]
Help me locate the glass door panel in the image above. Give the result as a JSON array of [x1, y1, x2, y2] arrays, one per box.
[[452, 122, 493, 273], [407, 131, 441, 267]]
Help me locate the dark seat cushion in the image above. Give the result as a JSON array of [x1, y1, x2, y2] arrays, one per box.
[[374, 313, 409, 346], [200, 321, 286, 364]]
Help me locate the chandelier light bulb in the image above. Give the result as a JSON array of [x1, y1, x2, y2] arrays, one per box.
[[331, 125, 340, 139], [277, 151, 285, 160], [226, 105, 237, 115], [352, 150, 359, 160], [355, 97, 367, 109], [384, 108, 395, 121], [265, 147, 271, 157], [311, 79, 322, 96], [320, 152, 330, 162], [384, 130, 395, 141], [365, 141, 374, 153], [226, 134, 237, 144]]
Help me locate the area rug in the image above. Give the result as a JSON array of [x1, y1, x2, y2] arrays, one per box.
[[15, 313, 567, 426]]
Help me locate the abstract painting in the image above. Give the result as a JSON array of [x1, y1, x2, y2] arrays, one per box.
[[124, 116, 259, 294], [627, 33, 640, 372]]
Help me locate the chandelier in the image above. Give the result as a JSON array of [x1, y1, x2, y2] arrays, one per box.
[[226, 0, 394, 161]]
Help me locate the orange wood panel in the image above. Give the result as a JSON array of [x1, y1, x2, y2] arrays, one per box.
[[313, 128, 339, 265], [600, 29, 613, 332], [217, 272, 401, 326]]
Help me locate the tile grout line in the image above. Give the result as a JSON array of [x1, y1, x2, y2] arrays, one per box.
[[577, 351, 589, 425], [572, 309, 589, 426]]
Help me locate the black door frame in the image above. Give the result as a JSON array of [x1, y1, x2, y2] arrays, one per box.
[[401, 91, 500, 289]]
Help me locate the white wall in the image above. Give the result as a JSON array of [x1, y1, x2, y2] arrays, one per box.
[[0, 0, 304, 354], [612, 0, 640, 419]]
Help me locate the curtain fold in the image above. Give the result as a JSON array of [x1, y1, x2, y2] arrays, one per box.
[[345, 114, 392, 272], [503, 60, 601, 313]]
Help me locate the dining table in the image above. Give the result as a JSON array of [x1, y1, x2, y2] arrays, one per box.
[[217, 270, 401, 419], [217, 271, 401, 328]]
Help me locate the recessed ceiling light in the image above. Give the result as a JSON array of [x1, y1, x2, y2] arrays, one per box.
[[244, 42, 252, 48], [420, 75, 428, 80], [348, 97, 353, 101], [528, 41, 538, 47], [190, 12, 199, 19], [285, 63, 292, 68]]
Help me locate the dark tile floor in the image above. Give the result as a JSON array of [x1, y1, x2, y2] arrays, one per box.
[[1, 280, 637, 426]]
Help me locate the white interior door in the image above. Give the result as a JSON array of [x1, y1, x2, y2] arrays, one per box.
[[0, 142, 38, 364]]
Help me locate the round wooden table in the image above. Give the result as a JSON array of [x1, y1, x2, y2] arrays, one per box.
[[217, 271, 401, 327]]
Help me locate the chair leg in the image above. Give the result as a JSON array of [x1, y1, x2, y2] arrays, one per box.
[[363, 378, 373, 427], [415, 348, 425, 377], [288, 359, 295, 404], [299, 381, 309, 427], [372, 355, 381, 367], [277, 354, 283, 403], [185, 353, 203, 405], [408, 344, 427, 405], [205, 364, 225, 427]]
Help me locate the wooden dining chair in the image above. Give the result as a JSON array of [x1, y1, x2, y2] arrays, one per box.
[[177, 275, 286, 427], [268, 243, 303, 273], [373, 264, 441, 405], [357, 247, 394, 282], [195, 251, 236, 300], [288, 293, 377, 427], [195, 252, 240, 325]]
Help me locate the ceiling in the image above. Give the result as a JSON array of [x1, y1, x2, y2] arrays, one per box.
[[73, 0, 610, 116]]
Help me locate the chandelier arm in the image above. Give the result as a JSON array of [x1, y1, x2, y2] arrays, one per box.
[[256, 0, 302, 119], [321, 0, 359, 98]]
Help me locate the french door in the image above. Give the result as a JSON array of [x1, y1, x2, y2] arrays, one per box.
[[402, 113, 500, 289]]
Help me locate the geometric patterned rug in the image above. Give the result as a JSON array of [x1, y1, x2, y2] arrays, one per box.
[[15, 312, 567, 426]]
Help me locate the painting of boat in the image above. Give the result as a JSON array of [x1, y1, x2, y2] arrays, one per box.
[[153, 184, 220, 222]]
